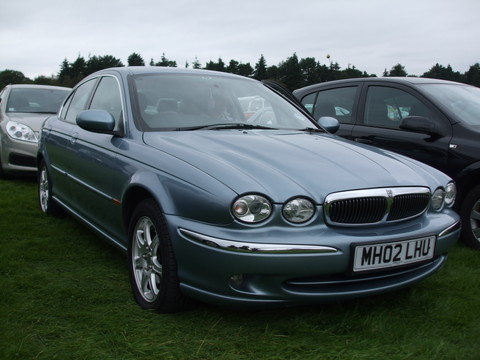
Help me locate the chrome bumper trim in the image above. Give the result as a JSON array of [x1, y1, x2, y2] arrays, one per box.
[[179, 228, 339, 254], [438, 220, 461, 238]]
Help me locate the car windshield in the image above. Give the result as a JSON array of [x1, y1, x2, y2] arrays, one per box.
[[132, 73, 315, 131], [7, 88, 70, 114], [419, 83, 480, 126]]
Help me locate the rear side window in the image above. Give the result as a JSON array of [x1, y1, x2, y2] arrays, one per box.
[[301, 87, 357, 123]]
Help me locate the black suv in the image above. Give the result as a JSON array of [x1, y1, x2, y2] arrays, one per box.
[[294, 77, 480, 249]]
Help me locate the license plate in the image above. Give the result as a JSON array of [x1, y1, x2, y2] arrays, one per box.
[[353, 236, 436, 272]]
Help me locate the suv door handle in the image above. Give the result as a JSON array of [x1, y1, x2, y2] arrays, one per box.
[[353, 138, 373, 145]]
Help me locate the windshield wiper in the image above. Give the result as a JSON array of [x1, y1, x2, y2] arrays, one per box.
[[177, 123, 279, 131], [300, 127, 325, 133]]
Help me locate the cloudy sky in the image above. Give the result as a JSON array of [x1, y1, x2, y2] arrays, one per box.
[[1, 0, 479, 79]]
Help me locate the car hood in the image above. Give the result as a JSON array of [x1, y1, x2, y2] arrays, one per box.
[[143, 130, 443, 203], [5, 113, 54, 132]]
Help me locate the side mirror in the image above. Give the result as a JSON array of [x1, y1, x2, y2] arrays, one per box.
[[76, 110, 116, 134], [318, 116, 340, 134], [399, 116, 444, 137]]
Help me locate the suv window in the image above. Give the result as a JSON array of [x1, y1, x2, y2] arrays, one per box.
[[90, 76, 123, 129], [302, 87, 357, 124], [364, 86, 430, 129], [63, 79, 97, 124]]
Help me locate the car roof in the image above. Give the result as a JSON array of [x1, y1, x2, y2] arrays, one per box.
[[6, 84, 71, 91], [95, 66, 249, 80], [293, 77, 464, 94]]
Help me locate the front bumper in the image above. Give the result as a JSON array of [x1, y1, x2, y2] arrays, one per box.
[[166, 210, 460, 308]]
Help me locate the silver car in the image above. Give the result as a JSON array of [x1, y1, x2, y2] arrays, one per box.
[[0, 84, 70, 177]]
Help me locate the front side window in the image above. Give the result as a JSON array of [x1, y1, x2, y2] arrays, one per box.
[[63, 79, 97, 124], [89, 76, 123, 130], [312, 87, 357, 123], [131, 74, 314, 131], [364, 86, 430, 129]]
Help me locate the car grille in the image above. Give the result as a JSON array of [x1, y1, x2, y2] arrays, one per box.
[[324, 187, 431, 226]]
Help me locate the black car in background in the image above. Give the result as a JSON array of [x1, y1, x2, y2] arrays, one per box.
[[294, 77, 480, 249]]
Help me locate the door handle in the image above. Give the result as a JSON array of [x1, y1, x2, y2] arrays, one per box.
[[70, 132, 78, 145], [353, 138, 373, 145]]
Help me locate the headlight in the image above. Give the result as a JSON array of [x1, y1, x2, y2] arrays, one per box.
[[444, 182, 456, 207], [6, 121, 38, 143], [431, 187, 445, 212], [283, 197, 315, 223], [232, 194, 271, 223]]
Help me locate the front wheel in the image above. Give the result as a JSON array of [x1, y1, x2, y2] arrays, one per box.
[[127, 198, 195, 312], [38, 160, 62, 216], [460, 185, 480, 250]]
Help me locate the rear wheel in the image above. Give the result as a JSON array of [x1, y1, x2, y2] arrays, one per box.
[[127, 198, 195, 312], [460, 185, 480, 250]]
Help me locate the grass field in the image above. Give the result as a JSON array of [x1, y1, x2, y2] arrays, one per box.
[[1, 177, 479, 360]]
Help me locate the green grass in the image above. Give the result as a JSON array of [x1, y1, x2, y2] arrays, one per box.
[[1, 177, 479, 360]]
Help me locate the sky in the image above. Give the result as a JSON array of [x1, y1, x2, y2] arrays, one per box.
[[1, 0, 479, 80]]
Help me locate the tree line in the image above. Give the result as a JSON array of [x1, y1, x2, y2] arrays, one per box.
[[1, 52, 479, 90]]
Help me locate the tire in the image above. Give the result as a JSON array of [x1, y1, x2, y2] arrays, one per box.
[[460, 185, 480, 250], [127, 198, 195, 312], [38, 160, 62, 216]]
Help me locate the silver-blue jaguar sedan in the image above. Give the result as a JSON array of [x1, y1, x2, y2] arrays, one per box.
[[37, 67, 460, 312]]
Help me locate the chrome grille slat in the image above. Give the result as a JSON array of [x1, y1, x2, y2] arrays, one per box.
[[324, 187, 431, 226]]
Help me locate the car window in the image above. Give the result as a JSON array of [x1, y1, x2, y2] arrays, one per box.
[[89, 76, 123, 128], [6, 88, 69, 114], [132, 74, 312, 131], [364, 86, 430, 129], [301, 87, 357, 124], [63, 79, 97, 124]]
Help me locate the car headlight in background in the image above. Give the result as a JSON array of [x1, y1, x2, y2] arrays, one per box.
[[6, 121, 38, 143], [283, 197, 315, 223], [444, 182, 456, 207], [232, 194, 272, 223]]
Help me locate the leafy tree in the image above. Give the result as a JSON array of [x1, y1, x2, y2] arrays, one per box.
[[128, 53, 145, 66], [0, 70, 31, 88], [237, 63, 253, 77], [204, 58, 226, 72], [385, 63, 408, 77], [154, 53, 177, 67], [226, 59, 239, 74], [299, 57, 322, 85], [253, 55, 268, 80], [192, 57, 202, 69], [464, 63, 480, 87], [85, 55, 124, 75], [277, 53, 304, 90], [422, 63, 462, 82], [33, 75, 59, 86]]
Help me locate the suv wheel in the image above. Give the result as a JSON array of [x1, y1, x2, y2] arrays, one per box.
[[460, 185, 480, 250]]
